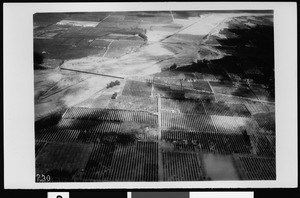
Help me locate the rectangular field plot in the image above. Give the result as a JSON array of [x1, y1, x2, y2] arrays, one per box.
[[153, 77, 182, 87], [211, 115, 260, 134], [108, 141, 158, 181], [181, 81, 194, 89], [244, 101, 270, 115], [210, 82, 257, 99], [62, 108, 158, 126], [161, 98, 206, 114], [184, 90, 216, 102], [108, 95, 158, 113], [162, 130, 252, 154], [126, 76, 154, 83], [203, 102, 251, 117], [82, 143, 116, 181], [90, 39, 111, 48], [118, 20, 140, 29], [265, 103, 275, 113], [77, 38, 94, 46], [122, 80, 152, 97], [36, 142, 93, 182], [161, 112, 215, 132], [35, 141, 47, 157], [250, 84, 275, 102], [90, 95, 112, 109], [254, 113, 276, 134], [36, 127, 81, 143], [162, 152, 205, 181], [119, 121, 158, 140], [195, 72, 217, 81], [256, 118, 275, 133], [56, 119, 120, 132], [183, 72, 196, 80], [150, 24, 182, 32], [201, 153, 240, 180], [153, 84, 185, 99], [233, 155, 276, 180], [192, 81, 213, 92], [214, 94, 250, 104], [74, 98, 96, 108], [61, 38, 82, 46], [250, 134, 275, 157], [153, 71, 185, 79], [37, 120, 123, 144]]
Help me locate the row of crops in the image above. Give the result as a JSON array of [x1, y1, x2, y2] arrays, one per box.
[[162, 130, 252, 154], [233, 155, 276, 180], [162, 130, 275, 157], [36, 142, 93, 182], [57, 119, 121, 132], [63, 107, 158, 125], [36, 128, 158, 145], [162, 152, 204, 181], [211, 115, 259, 134], [161, 110, 271, 135], [204, 102, 251, 117], [161, 112, 215, 132], [250, 134, 275, 157], [83, 141, 158, 181], [161, 98, 253, 117], [161, 98, 206, 114]]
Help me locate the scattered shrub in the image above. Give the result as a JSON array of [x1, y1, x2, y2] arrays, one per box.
[[111, 92, 118, 99]]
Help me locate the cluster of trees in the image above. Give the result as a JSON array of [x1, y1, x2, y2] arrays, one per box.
[[106, 80, 120, 89]]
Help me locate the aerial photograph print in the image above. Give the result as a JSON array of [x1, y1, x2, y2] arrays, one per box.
[[34, 10, 276, 183]]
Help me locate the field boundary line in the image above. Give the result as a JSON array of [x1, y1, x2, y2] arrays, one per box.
[[159, 17, 205, 42], [157, 94, 164, 181], [102, 40, 114, 58], [60, 67, 124, 79], [207, 80, 214, 94], [170, 11, 174, 23], [99, 14, 112, 23]]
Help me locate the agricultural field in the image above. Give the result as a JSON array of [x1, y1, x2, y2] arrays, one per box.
[[34, 10, 275, 182]]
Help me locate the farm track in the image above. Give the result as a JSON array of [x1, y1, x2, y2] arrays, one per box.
[[38, 76, 90, 101], [102, 40, 114, 58]]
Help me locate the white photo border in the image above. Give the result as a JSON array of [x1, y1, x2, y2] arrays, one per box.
[[3, 2, 298, 189]]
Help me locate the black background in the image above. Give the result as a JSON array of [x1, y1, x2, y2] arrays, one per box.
[[2, 1, 298, 198]]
